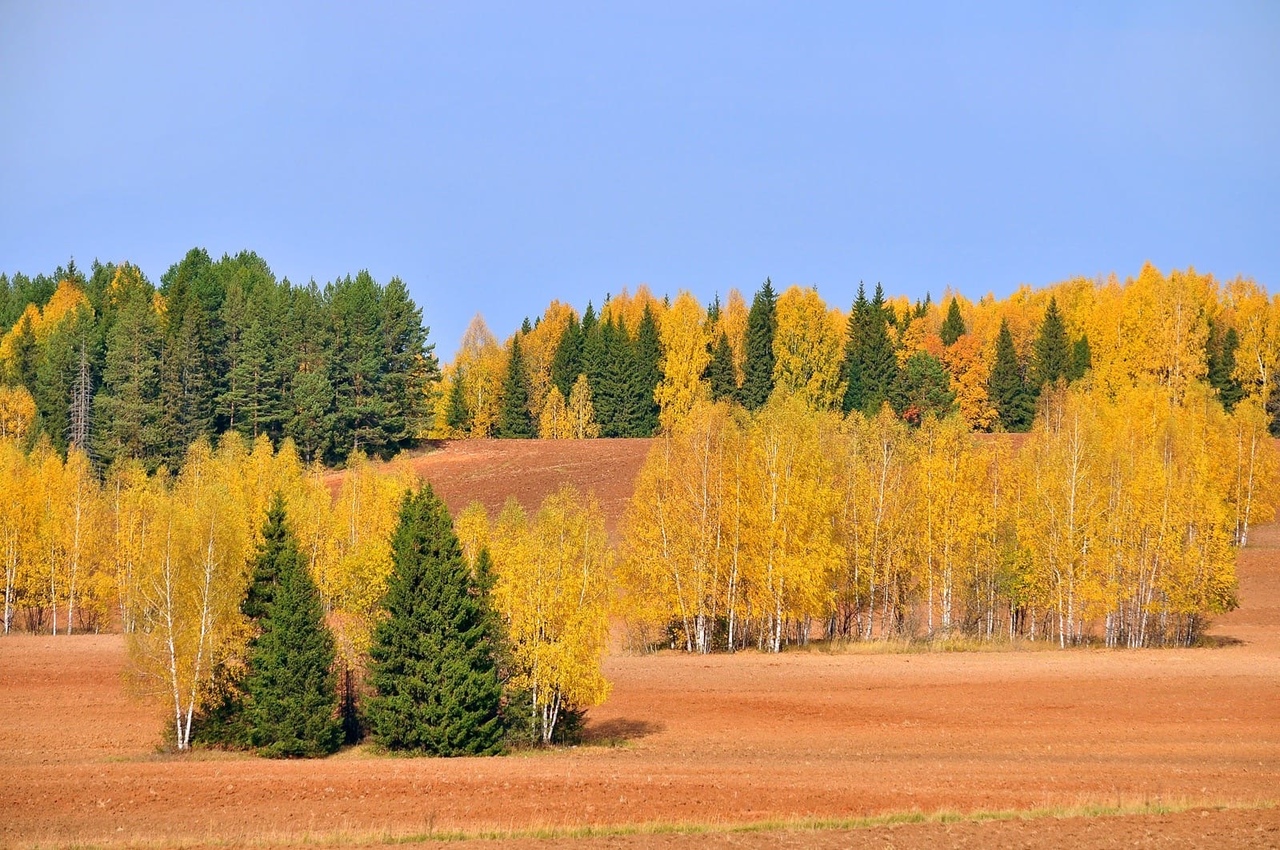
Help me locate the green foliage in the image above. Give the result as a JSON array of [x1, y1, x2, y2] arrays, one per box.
[[497, 335, 534, 438], [367, 485, 505, 756], [1207, 323, 1242, 411], [893, 351, 955, 424], [939, 297, 966, 346], [243, 495, 343, 758], [738, 278, 776, 411], [989, 319, 1034, 432], [840, 285, 869, 414], [445, 370, 472, 433], [1067, 334, 1092, 383], [858, 284, 900, 415], [549, 315, 582, 399], [704, 331, 737, 402], [631, 305, 662, 435], [1031, 297, 1070, 389]]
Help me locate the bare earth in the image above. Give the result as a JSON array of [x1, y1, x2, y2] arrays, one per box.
[[2, 439, 1278, 848]]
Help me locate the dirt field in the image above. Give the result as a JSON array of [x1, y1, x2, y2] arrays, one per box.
[[2, 439, 1279, 848]]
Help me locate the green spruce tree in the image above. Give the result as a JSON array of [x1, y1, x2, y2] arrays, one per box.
[[629, 305, 662, 435], [988, 319, 1034, 432], [704, 331, 738, 402], [738, 278, 777, 411], [366, 485, 505, 756], [549, 314, 583, 399], [860, 284, 900, 414], [840, 284, 869, 414], [497, 335, 534, 438], [1031, 297, 1070, 390], [892, 351, 955, 425], [1207, 324, 1243, 411], [939, 297, 966, 346], [1067, 334, 1092, 383], [445, 370, 472, 434], [243, 495, 343, 758]]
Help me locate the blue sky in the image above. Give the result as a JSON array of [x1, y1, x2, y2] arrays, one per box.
[[2, 2, 1276, 360]]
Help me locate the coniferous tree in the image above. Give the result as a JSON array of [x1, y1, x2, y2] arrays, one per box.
[[892, 351, 955, 425], [497, 335, 534, 438], [860, 284, 900, 414], [377, 276, 437, 450], [1068, 334, 1092, 383], [1207, 323, 1243, 411], [243, 495, 343, 758], [738, 278, 777, 411], [366, 485, 505, 756], [327, 272, 389, 458], [445, 371, 472, 435], [283, 283, 335, 463], [1031, 297, 1070, 390], [989, 319, 1034, 432], [94, 282, 163, 466], [549, 314, 582, 399], [630, 305, 662, 435], [939, 297, 966, 346], [704, 331, 737, 402], [841, 284, 869, 414]]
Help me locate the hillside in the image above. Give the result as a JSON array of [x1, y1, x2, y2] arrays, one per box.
[[397, 438, 655, 537]]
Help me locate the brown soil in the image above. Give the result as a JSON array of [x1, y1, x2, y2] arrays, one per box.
[[2, 439, 1278, 849], [395, 438, 653, 538]]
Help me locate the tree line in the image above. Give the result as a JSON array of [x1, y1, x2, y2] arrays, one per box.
[[620, 383, 1277, 651], [0, 430, 611, 754], [438, 264, 1271, 439], [0, 250, 437, 469]]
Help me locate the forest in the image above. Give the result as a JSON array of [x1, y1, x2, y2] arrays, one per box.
[[2, 249, 1279, 753]]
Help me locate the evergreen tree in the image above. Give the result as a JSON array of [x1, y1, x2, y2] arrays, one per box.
[[243, 495, 343, 758], [283, 283, 335, 463], [157, 277, 217, 466], [704, 331, 737, 402], [8, 312, 38, 394], [630, 305, 662, 435], [377, 276, 437, 450], [95, 282, 163, 466], [366, 485, 505, 756], [445, 371, 472, 434], [840, 284, 869, 414], [596, 318, 634, 437], [1031, 297, 1070, 389], [327, 272, 390, 459], [1068, 334, 1092, 383], [860, 284, 900, 414], [549, 314, 582, 399], [939, 297, 966, 346], [988, 319, 1034, 432], [892, 351, 955, 425], [497, 335, 534, 438], [738, 278, 777, 411], [1207, 325, 1243, 411]]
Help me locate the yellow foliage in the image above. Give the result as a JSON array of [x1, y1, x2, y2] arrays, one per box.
[[654, 291, 710, 431], [771, 285, 845, 409]]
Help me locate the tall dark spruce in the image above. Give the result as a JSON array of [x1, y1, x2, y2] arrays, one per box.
[[366, 485, 505, 756]]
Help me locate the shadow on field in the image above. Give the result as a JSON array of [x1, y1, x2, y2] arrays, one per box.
[[581, 717, 665, 746]]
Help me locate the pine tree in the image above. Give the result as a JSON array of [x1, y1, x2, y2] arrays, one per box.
[[989, 319, 1034, 432], [366, 485, 505, 756], [283, 283, 335, 463], [738, 278, 777, 411], [1031, 297, 1070, 389], [327, 272, 390, 459], [940, 297, 966, 346], [243, 495, 343, 758], [497, 335, 534, 438], [704, 331, 737, 402], [94, 271, 163, 467]]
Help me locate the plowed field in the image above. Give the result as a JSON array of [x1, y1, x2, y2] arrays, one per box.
[[2, 439, 1278, 848]]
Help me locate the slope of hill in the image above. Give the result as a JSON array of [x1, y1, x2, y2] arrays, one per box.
[[402, 438, 654, 537]]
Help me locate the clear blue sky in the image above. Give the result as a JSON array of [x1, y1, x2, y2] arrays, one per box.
[[2, 2, 1276, 360]]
